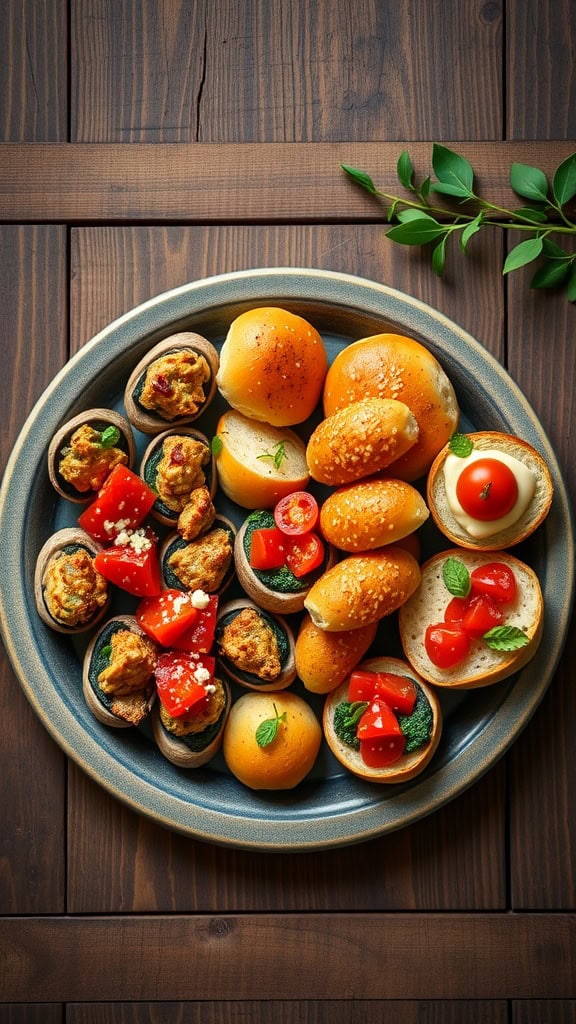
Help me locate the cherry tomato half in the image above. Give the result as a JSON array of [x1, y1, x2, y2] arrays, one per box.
[[425, 623, 471, 669], [274, 491, 319, 535], [249, 527, 287, 569], [285, 531, 325, 578], [470, 562, 517, 603], [455, 458, 518, 521]]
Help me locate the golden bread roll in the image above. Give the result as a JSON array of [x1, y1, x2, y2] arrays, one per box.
[[216, 306, 328, 426], [426, 431, 553, 550], [319, 477, 429, 552], [323, 333, 459, 481], [215, 409, 310, 509], [306, 398, 419, 486], [304, 546, 421, 631], [398, 548, 543, 689], [323, 657, 443, 783], [295, 614, 378, 694]]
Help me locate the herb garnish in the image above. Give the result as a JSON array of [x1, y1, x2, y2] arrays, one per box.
[[99, 426, 121, 448], [448, 432, 474, 458], [257, 441, 287, 470], [255, 703, 287, 748]]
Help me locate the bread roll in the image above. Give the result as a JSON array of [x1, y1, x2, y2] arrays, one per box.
[[323, 333, 459, 481], [323, 657, 443, 783], [427, 431, 553, 550], [319, 477, 429, 552], [216, 307, 328, 426], [215, 409, 310, 509], [295, 614, 378, 694], [306, 398, 419, 486], [398, 548, 543, 689], [304, 546, 421, 632]]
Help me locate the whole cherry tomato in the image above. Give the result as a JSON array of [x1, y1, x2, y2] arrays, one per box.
[[455, 458, 518, 521], [425, 623, 471, 668]]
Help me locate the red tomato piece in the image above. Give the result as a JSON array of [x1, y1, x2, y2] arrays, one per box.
[[360, 735, 406, 768], [249, 527, 287, 569], [425, 623, 471, 669], [94, 529, 162, 597], [154, 651, 215, 718], [136, 589, 200, 647], [470, 562, 518, 603], [356, 697, 403, 741], [285, 531, 325, 577], [455, 458, 518, 522], [78, 465, 157, 542], [444, 595, 472, 623], [348, 669, 380, 703], [170, 595, 218, 653], [461, 593, 503, 639], [274, 491, 319, 535], [373, 672, 417, 716]]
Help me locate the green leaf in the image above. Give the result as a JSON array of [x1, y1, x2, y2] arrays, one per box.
[[430, 181, 474, 200], [397, 150, 414, 189], [211, 435, 223, 456], [255, 704, 287, 748], [396, 208, 438, 223], [502, 236, 544, 274], [431, 144, 474, 195], [542, 239, 568, 258], [530, 259, 571, 290], [420, 176, 431, 199], [432, 236, 447, 276], [341, 164, 377, 194], [343, 701, 369, 728], [566, 266, 576, 302], [460, 214, 483, 251], [448, 432, 474, 457], [510, 163, 549, 202], [99, 426, 121, 448], [386, 218, 445, 245], [514, 206, 549, 224], [553, 153, 576, 206], [483, 625, 530, 651], [442, 557, 471, 598]]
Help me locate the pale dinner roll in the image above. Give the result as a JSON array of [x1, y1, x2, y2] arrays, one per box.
[[295, 614, 378, 694], [215, 409, 310, 509], [216, 306, 328, 426], [306, 398, 419, 486], [426, 431, 554, 551], [398, 548, 544, 689], [323, 333, 459, 481], [319, 477, 429, 552], [304, 546, 421, 632]]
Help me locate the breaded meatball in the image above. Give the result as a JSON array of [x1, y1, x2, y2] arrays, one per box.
[[58, 423, 127, 493], [177, 485, 216, 540]]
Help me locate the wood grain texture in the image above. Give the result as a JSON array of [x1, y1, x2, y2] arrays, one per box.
[[0, 1009, 62, 1024], [508, 0, 576, 139], [1, 914, 575, 1001], [2, 141, 575, 222], [70, 0, 502, 143], [0, 0, 67, 141], [0, 226, 68, 915]]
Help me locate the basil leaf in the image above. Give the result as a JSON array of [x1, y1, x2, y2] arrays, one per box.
[[432, 144, 474, 195], [552, 153, 576, 206], [510, 163, 549, 202], [211, 435, 223, 456], [341, 164, 377, 195], [567, 267, 576, 303], [430, 181, 474, 200], [255, 706, 287, 748], [397, 150, 415, 190], [442, 557, 471, 598], [448, 432, 474, 457], [99, 426, 121, 448], [483, 625, 530, 651], [503, 236, 544, 275], [514, 206, 549, 224]]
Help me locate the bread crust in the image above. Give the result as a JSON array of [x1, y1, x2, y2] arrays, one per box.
[[319, 476, 429, 552], [304, 546, 421, 632], [306, 398, 419, 486], [322, 657, 442, 783], [398, 548, 544, 689], [427, 431, 554, 550], [295, 614, 378, 694], [215, 410, 310, 509]]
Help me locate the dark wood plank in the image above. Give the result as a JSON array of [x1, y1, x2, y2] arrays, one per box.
[[1, 141, 575, 222], [71, 0, 502, 143], [508, 0, 576, 139], [1, 914, 574, 1001], [0, 0, 67, 141], [513, 1003, 576, 1024], [0, 225, 68, 914], [0, 1009, 62, 1024], [65, 222, 506, 912], [66, 1001, 509, 1024]]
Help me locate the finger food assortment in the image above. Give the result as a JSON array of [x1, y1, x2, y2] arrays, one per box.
[[35, 312, 553, 793]]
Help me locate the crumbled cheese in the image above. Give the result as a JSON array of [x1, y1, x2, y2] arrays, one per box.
[[193, 665, 211, 685], [104, 517, 132, 537], [114, 527, 152, 553], [190, 588, 210, 609]]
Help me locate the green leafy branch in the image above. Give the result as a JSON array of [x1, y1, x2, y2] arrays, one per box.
[[341, 145, 576, 300]]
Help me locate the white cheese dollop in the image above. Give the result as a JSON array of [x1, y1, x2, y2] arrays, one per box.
[[443, 448, 536, 539]]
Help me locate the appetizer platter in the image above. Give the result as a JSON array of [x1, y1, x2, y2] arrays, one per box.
[[0, 268, 573, 851]]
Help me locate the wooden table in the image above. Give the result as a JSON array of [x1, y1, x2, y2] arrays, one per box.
[[1, 1, 575, 1018]]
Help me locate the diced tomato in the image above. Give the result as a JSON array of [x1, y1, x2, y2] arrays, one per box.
[[470, 562, 517, 603], [78, 465, 157, 542], [136, 589, 200, 647], [360, 735, 406, 767], [444, 595, 472, 624], [154, 651, 215, 718], [348, 669, 380, 703], [94, 529, 162, 597], [249, 527, 287, 569], [425, 623, 471, 669], [285, 531, 325, 577], [373, 672, 417, 716], [274, 491, 319, 536], [356, 697, 403, 741], [460, 593, 503, 638], [169, 595, 218, 653]]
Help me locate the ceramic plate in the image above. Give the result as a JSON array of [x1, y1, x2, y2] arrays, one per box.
[[0, 268, 573, 851]]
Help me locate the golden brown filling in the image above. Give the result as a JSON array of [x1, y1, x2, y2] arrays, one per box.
[[43, 549, 108, 627], [140, 350, 210, 419], [58, 424, 127, 493], [219, 607, 281, 681]]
